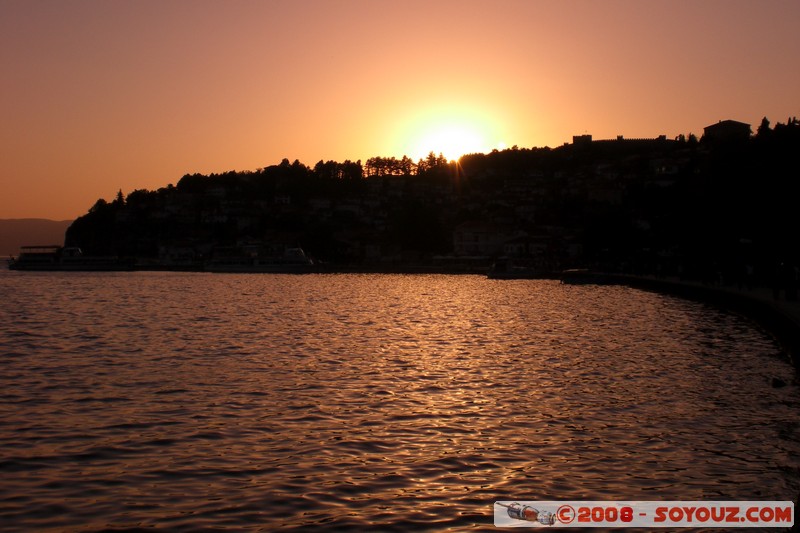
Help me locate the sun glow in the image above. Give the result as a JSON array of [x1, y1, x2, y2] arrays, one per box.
[[395, 104, 504, 162], [410, 123, 489, 162]]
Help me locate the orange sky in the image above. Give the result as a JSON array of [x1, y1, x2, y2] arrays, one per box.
[[2, 0, 799, 220]]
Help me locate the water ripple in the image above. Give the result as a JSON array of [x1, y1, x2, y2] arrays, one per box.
[[0, 271, 798, 530]]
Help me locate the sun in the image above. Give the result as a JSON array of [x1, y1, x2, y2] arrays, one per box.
[[393, 103, 504, 162], [411, 123, 489, 162]]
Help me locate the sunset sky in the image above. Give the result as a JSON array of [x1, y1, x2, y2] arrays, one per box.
[[2, 0, 799, 220]]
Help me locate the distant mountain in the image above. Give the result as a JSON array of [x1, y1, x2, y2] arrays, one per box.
[[0, 219, 73, 257]]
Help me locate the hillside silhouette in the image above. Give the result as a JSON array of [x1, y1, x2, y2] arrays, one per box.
[[62, 117, 800, 281]]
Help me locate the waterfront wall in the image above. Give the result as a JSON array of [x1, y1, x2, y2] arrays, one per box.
[[603, 274, 800, 371]]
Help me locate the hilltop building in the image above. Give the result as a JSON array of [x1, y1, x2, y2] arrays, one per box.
[[572, 134, 593, 147], [703, 120, 751, 144], [570, 133, 669, 147]]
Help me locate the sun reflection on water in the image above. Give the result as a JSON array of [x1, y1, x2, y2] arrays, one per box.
[[0, 272, 797, 530]]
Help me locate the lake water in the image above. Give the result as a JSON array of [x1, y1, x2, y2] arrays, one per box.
[[0, 271, 798, 531]]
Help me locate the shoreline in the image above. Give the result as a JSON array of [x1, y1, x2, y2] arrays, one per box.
[[6, 263, 494, 275], [6, 262, 800, 368], [597, 274, 800, 371], [592, 275, 800, 515]]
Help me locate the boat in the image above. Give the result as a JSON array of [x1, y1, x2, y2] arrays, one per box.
[[8, 245, 133, 271], [205, 247, 319, 273], [487, 257, 550, 279], [559, 268, 605, 284]]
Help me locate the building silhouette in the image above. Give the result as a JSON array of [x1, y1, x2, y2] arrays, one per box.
[[703, 120, 752, 144]]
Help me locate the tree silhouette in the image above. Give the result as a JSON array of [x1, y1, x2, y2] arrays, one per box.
[[757, 116, 772, 138]]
